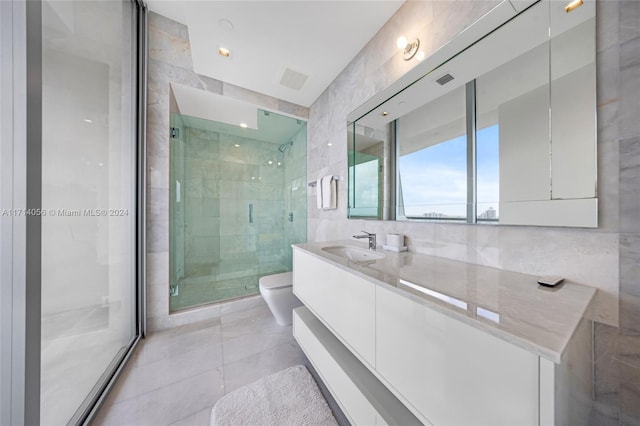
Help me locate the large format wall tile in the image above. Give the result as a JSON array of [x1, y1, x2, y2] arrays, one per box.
[[620, 137, 640, 234], [619, 0, 640, 44], [619, 37, 640, 141], [620, 233, 640, 333], [593, 322, 620, 423]]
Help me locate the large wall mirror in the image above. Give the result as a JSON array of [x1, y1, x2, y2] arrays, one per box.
[[348, 0, 596, 227]]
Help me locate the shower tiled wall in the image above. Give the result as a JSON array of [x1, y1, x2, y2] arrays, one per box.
[[183, 127, 221, 278], [217, 132, 286, 280], [171, 124, 306, 309]]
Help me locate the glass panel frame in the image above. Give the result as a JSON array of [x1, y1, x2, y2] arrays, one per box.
[[169, 108, 308, 312], [37, 0, 145, 424]]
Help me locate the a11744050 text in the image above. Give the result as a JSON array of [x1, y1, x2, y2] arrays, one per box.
[[1, 208, 130, 217]]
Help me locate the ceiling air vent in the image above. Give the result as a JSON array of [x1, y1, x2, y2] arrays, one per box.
[[436, 73, 455, 86], [280, 68, 309, 91]]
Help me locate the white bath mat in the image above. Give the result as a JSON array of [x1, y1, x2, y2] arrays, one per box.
[[210, 365, 338, 426]]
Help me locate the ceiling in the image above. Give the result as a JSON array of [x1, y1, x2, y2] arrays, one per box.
[[172, 82, 305, 144], [146, 1, 404, 108]]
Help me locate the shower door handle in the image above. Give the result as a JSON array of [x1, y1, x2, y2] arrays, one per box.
[[249, 203, 253, 224]]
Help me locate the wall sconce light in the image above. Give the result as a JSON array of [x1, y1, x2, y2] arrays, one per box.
[[397, 36, 421, 61], [564, 0, 583, 12]]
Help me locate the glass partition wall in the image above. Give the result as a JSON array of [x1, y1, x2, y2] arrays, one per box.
[[170, 110, 307, 311], [38, 0, 143, 424]]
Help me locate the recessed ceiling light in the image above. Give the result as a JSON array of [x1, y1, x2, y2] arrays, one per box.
[[218, 47, 231, 58], [382, 111, 388, 116], [396, 36, 408, 49], [416, 51, 425, 61], [239, 123, 247, 128], [327, 143, 333, 146], [268, 160, 273, 165], [84, 118, 92, 123], [234, 144, 240, 147]]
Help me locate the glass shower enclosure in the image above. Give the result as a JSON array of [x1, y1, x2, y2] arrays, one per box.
[[169, 109, 307, 311]]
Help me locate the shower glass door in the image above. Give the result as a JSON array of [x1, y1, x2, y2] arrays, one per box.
[[169, 109, 307, 311]]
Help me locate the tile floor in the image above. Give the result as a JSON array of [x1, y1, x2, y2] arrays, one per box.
[[93, 296, 314, 425], [42, 304, 133, 426]]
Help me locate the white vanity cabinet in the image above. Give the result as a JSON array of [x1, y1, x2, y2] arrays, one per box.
[[293, 249, 376, 367], [292, 244, 594, 426], [376, 286, 539, 425]]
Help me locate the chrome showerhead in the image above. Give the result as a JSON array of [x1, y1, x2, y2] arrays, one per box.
[[278, 141, 293, 153]]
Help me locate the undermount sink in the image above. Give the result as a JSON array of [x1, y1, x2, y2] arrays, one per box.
[[322, 245, 385, 262]]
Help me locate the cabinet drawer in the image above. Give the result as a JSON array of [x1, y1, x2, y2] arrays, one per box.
[[376, 286, 539, 425], [294, 306, 426, 426], [293, 308, 378, 426], [293, 250, 376, 366]]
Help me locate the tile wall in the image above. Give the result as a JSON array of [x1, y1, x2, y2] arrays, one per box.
[[182, 127, 221, 279], [179, 127, 294, 281], [305, 1, 640, 423]]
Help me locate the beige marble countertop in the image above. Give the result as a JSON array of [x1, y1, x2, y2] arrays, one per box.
[[293, 240, 596, 363]]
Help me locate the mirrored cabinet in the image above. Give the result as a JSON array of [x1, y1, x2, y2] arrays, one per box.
[[348, 0, 596, 227]]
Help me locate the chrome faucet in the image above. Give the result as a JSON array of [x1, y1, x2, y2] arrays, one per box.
[[353, 230, 377, 250]]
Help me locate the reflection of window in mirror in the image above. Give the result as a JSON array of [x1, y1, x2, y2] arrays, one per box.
[[476, 124, 499, 222], [399, 134, 467, 219], [397, 85, 467, 221], [348, 154, 380, 218], [349, 123, 387, 219], [475, 33, 550, 223]]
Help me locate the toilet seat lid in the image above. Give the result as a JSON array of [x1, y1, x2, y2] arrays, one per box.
[[259, 272, 293, 290]]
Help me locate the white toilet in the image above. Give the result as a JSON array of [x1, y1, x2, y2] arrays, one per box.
[[259, 272, 302, 326]]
